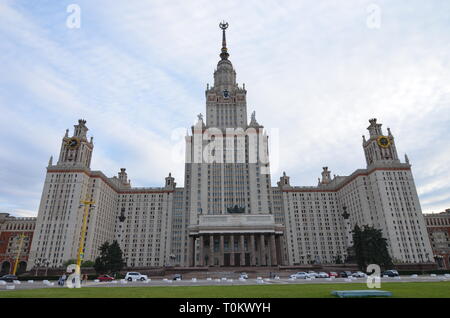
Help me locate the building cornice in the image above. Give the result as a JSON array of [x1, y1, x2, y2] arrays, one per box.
[[282, 166, 412, 194], [46, 168, 174, 195]]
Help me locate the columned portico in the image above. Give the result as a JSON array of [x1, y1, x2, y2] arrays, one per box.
[[259, 234, 266, 266], [250, 234, 256, 266], [209, 235, 214, 266], [219, 235, 225, 266], [188, 213, 284, 267], [230, 234, 235, 265]]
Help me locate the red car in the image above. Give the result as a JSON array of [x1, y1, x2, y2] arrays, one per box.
[[328, 272, 339, 278], [97, 275, 114, 282]]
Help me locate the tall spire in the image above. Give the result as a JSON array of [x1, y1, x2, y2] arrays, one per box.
[[219, 21, 229, 60]]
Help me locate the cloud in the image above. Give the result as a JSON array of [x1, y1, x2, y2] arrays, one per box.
[[0, 0, 449, 217]]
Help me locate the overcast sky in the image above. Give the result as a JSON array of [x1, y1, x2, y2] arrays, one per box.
[[0, 0, 449, 217]]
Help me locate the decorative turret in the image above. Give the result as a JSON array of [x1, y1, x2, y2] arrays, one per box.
[[278, 171, 291, 188], [118, 168, 131, 187], [74, 119, 89, 140], [367, 118, 383, 137], [362, 118, 399, 166], [56, 119, 94, 168], [165, 172, 176, 190], [319, 167, 331, 185], [249, 111, 262, 128]]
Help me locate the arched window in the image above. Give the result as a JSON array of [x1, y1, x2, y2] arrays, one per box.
[[1, 261, 11, 274]]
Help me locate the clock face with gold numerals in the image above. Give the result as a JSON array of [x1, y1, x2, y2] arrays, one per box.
[[66, 137, 80, 150], [377, 136, 391, 148]]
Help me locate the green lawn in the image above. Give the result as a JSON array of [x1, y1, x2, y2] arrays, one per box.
[[0, 282, 449, 298]]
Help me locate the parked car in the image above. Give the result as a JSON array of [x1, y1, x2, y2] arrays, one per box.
[[307, 271, 318, 278], [124, 272, 148, 281], [97, 275, 114, 282], [352, 271, 367, 278], [239, 273, 248, 279], [383, 270, 399, 277], [173, 274, 182, 281], [317, 272, 329, 278], [0, 274, 17, 282], [328, 272, 338, 278], [339, 271, 353, 278], [289, 272, 310, 279]]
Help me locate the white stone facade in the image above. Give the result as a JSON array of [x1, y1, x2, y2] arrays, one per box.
[[27, 24, 434, 269]]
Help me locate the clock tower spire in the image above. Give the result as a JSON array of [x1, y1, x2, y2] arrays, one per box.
[[362, 118, 399, 166], [56, 119, 94, 168], [205, 22, 248, 129], [219, 21, 230, 61]]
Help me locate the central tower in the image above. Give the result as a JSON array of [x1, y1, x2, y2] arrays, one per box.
[[186, 23, 284, 267]]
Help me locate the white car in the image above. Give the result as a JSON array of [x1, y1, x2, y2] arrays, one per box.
[[352, 271, 367, 278], [307, 271, 319, 278], [239, 273, 248, 279], [289, 272, 310, 279], [317, 272, 329, 278], [125, 272, 148, 282]]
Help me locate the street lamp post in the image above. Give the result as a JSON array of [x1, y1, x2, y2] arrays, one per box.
[[44, 259, 50, 276], [169, 254, 176, 267], [34, 258, 41, 276]]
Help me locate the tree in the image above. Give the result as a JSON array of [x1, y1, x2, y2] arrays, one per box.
[[94, 241, 125, 275], [94, 242, 109, 274], [109, 240, 125, 275], [81, 260, 95, 267], [62, 259, 95, 268], [334, 254, 343, 264], [352, 224, 393, 271]]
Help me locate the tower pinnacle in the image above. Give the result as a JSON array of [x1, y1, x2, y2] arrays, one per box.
[[219, 21, 229, 60]]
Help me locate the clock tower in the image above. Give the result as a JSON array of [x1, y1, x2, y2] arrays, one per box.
[[56, 119, 93, 168], [362, 118, 400, 166]]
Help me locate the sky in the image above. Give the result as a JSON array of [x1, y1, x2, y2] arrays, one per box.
[[0, 0, 449, 217]]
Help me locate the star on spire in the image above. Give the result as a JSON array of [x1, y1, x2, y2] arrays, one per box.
[[219, 21, 229, 60]]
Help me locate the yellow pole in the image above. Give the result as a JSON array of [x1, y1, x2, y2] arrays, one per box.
[[12, 233, 25, 275], [76, 199, 95, 270]]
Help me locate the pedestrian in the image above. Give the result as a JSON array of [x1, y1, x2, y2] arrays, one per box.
[[61, 273, 67, 286]]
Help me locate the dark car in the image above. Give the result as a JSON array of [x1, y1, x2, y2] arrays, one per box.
[[0, 274, 18, 282], [97, 275, 114, 282], [173, 274, 182, 281], [383, 270, 399, 277], [339, 271, 352, 278]]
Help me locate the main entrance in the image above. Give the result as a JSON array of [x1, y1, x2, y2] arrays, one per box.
[[188, 214, 285, 267], [222, 253, 251, 266]]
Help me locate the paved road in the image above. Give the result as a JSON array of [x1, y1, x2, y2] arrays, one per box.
[[1, 275, 449, 291]]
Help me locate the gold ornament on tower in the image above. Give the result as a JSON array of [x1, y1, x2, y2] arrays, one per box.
[[377, 135, 391, 148]]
